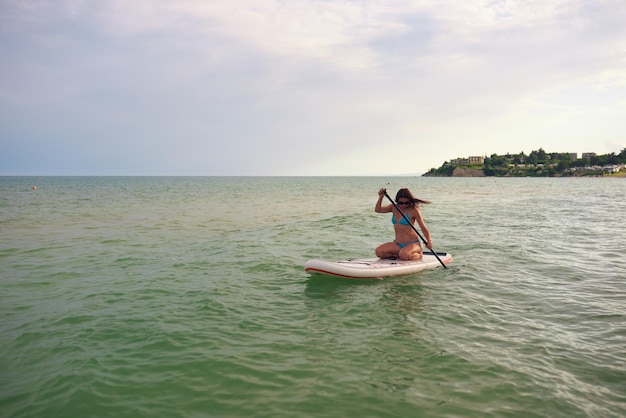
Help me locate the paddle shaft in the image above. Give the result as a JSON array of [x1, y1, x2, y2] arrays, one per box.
[[383, 190, 447, 269]]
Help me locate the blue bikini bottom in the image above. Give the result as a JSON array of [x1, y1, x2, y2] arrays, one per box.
[[394, 240, 421, 249]]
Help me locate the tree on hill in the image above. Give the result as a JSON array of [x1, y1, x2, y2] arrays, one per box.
[[424, 148, 626, 177]]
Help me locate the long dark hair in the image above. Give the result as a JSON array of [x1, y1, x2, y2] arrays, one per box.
[[395, 188, 431, 207]]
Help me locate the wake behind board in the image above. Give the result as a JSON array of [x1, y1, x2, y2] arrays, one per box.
[[305, 251, 453, 279]]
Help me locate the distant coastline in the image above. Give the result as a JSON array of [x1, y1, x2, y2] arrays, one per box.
[[423, 148, 626, 177]]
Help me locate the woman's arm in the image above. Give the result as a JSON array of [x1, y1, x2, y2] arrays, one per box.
[[414, 208, 433, 249], [375, 188, 392, 213]]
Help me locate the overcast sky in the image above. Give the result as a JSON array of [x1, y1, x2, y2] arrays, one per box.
[[1, 0, 625, 176]]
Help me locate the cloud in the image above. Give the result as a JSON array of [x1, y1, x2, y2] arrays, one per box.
[[1, 0, 625, 175]]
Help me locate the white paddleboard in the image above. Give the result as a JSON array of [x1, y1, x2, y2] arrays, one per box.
[[304, 252, 453, 279]]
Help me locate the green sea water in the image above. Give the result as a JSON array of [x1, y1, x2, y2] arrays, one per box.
[[1, 176, 625, 418]]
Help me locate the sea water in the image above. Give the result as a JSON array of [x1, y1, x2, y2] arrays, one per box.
[[1, 176, 625, 418]]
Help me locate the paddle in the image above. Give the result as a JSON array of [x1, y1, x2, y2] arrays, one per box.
[[383, 190, 447, 269]]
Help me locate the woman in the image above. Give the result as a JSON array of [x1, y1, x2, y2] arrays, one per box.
[[375, 188, 433, 261]]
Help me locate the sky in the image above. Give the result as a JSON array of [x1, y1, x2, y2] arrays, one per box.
[[1, 0, 625, 176]]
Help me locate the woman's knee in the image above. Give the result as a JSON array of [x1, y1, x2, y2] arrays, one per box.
[[376, 243, 397, 258], [399, 245, 422, 260]]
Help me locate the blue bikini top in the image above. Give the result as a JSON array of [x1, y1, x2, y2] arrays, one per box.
[[392, 209, 412, 225]]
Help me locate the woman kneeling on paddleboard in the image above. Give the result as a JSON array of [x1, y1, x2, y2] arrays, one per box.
[[375, 188, 434, 261]]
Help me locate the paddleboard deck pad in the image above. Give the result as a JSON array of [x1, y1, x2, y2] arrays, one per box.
[[305, 252, 452, 279]]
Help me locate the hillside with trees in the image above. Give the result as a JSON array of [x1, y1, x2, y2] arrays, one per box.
[[423, 148, 626, 177]]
